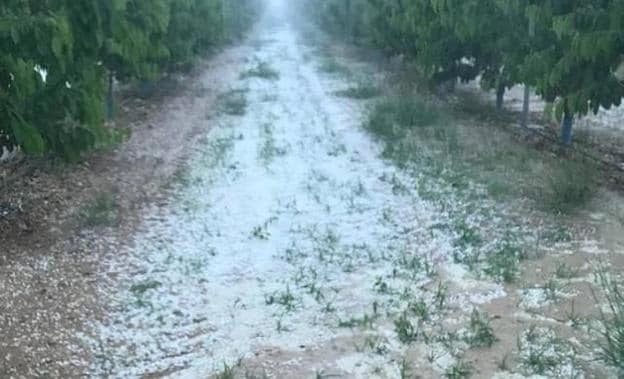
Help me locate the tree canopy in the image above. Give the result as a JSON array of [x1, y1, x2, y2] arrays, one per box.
[[1, 0, 260, 160]]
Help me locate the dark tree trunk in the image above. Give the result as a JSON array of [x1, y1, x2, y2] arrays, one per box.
[[106, 70, 114, 121], [495, 83, 505, 112], [522, 85, 530, 127], [561, 109, 574, 146]]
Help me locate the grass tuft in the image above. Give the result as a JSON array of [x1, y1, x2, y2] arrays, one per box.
[[214, 363, 235, 379], [334, 83, 381, 100], [130, 279, 161, 296], [597, 271, 624, 371], [444, 359, 473, 379], [241, 61, 280, 80], [265, 286, 296, 312], [219, 89, 248, 116], [394, 311, 420, 344], [367, 95, 444, 140], [365, 94, 457, 168], [538, 158, 597, 214], [318, 57, 351, 76], [466, 309, 497, 348], [484, 237, 526, 283]]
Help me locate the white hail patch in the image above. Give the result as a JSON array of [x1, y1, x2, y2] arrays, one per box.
[[82, 15, 510, 379]]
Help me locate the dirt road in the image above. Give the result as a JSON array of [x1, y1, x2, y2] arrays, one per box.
[[80, 11, 502, 378]]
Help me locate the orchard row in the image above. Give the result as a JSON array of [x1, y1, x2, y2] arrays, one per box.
[[304, 0, 624, 144], [0, 0, 260, 160]]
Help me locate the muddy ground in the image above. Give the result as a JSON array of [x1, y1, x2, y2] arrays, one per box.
[[1, 3, 624, 379]]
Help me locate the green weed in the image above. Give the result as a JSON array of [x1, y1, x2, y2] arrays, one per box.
[[130, 279, 161, 296], [373, 276, 391, 294], [215, 363, 235, 379], [399, 359, 413, 379], [434, 281, 449, 309], [407, 298, 430, 322], [466, 309, 497, 348], [241, 61, 280, 80], [596, 271, 624, 371], [538, 158, 597, 214], [265, 286, 296, 312], [259, 123, 287, 164], [522, 346, 559, 375], [318, 57, 350, 75], [366, 95, 444, 141], [394, 312, 420, 344], [542, 278, 562, 302], [444, 359, 473, 379], [334, 83, 381, 100], [544, 225, 573, 243], [338, 314, 375, 329], [251, 217, 276, 240], [518, 325, 576, 376], [252, 225, 270, 240], [360, 335, 388, 355], [219, 89, 248, 116], [484, 238, 526, 283], [455, 222, 482, 248]]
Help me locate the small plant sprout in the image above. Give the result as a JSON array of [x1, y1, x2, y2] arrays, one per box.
[[252, 225, 270, 240], [427, 350, 438, 363], [454, 221, 483, 250], [444, 359, 473, 379], [424, 256, 438, 278], [555, 261, 580, 279], [434, 281, 449, 310], [518, 325, 579, 376], [394, 311, 419, 344], [484, 238, 526, 283], [322, 302, 336, 313], [374, 276, 391, 294], [240, 61, 280, 80], [564, 300, 583, 328], [596, 270, 624, 370], [408, 298, 430, 322], [399, 358, 413, 379], [542, 278, 562, 302], [130, 279, 161, 297], [338, 313, 376, 329], [219, 88, 248, 116], [265, 286, 296, 312], [334, 83, 381, 100], [544, 225, 573, 243], [521, 346, 559, 375], [318, 57, 350, 75], [215, 363, 235, 379], [251, 217, 277, 240], [466, 309, 497, 348], [258, 122, 287, 165], [361, 335, 389, 355]]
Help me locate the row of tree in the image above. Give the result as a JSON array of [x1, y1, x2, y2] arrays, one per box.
[[1, 0, 260, 160], [303, 0, 624, 144]]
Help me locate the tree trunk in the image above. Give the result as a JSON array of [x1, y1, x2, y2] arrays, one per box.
[[561, 109, 574, 146], [496, 83, 505, 112], [106, 70, 114, 122], [345, 0, 353, 42], [522, 85, 530, 127]]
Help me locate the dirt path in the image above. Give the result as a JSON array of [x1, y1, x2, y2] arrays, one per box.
[[81, 12, 503, 378]]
